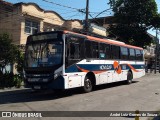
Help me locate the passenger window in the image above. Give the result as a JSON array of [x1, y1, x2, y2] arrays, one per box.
[[85, 40, 92, 58], [111, 45, 120, 59], [129, 49, 135, 60], [99, 43, 110, 59], [105, 44, 110, 59], [140, 50, 144, 61], [135, 49, 142, 61], [120, 47, 128, 60], [99, 43, 106, 59], [92, 41, 99, 58]]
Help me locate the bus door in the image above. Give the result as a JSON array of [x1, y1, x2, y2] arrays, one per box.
[[65, 35, 85, 88]]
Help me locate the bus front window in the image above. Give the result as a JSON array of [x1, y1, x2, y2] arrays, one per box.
[[25, 41, 63, 68]]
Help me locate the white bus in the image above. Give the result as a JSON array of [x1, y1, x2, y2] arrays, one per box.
[[24, 30, 145, 92]]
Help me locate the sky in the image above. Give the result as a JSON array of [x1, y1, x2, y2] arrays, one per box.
[[3, 0, 160, 40], [4, 0, 113, 20]]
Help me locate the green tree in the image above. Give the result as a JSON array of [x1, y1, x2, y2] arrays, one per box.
[[0, 33, 24, 88], [0, 33, 18, 72], [15, 49, 24, 78], [108, 0, 160, 47]]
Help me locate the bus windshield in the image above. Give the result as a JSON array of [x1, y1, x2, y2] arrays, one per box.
[[25, 41, 63, 68]]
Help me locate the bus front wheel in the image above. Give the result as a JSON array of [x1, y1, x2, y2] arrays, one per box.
[[83, 76, 93, 93], [126, 71, 133, 84]]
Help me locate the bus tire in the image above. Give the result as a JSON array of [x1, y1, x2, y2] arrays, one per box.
[[83, 76, 93, 93], [126, 71, 133, 84]]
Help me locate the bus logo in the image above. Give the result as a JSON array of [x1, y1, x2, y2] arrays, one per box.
[[113, 61, 122, 74], [100, 65, 112, 70]]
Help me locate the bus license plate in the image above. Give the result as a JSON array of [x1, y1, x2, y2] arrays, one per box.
[[34, 86, 41, 89]]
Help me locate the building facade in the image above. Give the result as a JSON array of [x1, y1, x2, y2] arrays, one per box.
[[0, 0, 83, 74], [0, 0, 83, 45]]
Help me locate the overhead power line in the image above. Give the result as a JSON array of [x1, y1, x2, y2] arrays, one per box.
[[95, 8, 113, 18], [41, 0, 87, 19], [42, 0, 81, 11]]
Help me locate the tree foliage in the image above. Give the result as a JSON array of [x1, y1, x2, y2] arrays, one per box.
[[0, 33, 18, 72], [0, 33, 24, 73], [108, 0, 160, 47], [0, 33, 24, 88]]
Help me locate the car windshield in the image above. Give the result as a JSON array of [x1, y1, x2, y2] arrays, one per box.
[[25, 41, 63, 67]]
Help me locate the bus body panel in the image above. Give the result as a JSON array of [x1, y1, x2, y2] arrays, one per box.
[[24, 31, 145, 91], [63, 59, 145, 89]]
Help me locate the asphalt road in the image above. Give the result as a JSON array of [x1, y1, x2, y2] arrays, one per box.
[[0, 73, 160, 120]]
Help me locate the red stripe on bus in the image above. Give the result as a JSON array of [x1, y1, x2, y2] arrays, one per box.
[[76, 65, 107, 74], [63, 30, 143, 50]]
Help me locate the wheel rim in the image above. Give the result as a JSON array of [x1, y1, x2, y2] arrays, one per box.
[[85, 79, 91, 89], [128, 79, 132, 83], [128, 72, 132, 83]]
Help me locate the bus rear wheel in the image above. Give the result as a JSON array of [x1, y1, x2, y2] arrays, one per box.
[[83, 76, 93, 93], [126, 71, 133, 84]]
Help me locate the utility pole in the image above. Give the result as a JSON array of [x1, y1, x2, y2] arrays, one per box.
[[154, 29, 158, 74], [85, 0, 89, 34]]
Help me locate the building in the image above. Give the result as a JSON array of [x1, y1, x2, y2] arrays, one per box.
[[0, 0, 83, 74], [0, 0, 83, 46], [89, 16, 116, 29]]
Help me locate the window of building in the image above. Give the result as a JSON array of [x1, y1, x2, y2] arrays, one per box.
[[120, 47, 128, 60], [25, 20, 39, 34]]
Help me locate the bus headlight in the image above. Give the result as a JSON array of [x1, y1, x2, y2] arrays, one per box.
[[54, 74, 58, 79], [54, 71, 62, 79]]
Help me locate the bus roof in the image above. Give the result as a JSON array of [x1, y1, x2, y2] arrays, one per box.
[[63, 30, 143, 50]]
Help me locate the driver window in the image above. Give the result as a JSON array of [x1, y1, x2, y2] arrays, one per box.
[[70, 43, 75, 58], [48, 44, 55, 54], [65, 36, 85, 67], [68, 41, 80, 59]]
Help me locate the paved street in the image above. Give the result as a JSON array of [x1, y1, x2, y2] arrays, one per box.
[[0, 73, 160, 120]]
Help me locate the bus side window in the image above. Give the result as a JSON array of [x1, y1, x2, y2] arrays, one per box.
[[135, 49, 142, 61], [92, 41, 99, 58], [99, 43, 110, 59], [120, 47, 129, 60], [111, 45, 120, 59], [85, 40, 92, 58], [129, 48, 135, 60], [99, 43, 106, 59], [79, 39, 85, 58], [105, 44, 110, 59], [140, 50, 144, 61]]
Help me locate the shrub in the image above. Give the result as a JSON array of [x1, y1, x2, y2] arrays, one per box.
[[0, 72, 23, 89]]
